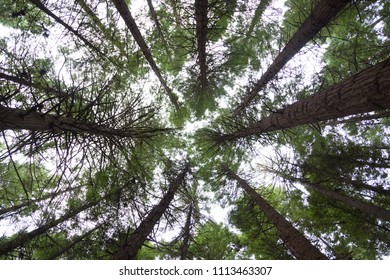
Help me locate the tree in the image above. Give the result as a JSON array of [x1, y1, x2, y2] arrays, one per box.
[[112, 163, 189, 259], [233, 0, 350, 116], [221, 165, 328, 260], [209, 58, 390, 144]]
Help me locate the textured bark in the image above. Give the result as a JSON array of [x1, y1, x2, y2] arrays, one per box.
[[0, 105, 166, 139], [222, 58, 390, 142], [29, 0, 103, 56], [233, 0, 350, 116], [223, 165, 328, 260], [301, 179, 390, 221], [0, 198, 103, 256], [180, 204, 193, 260], [112, 165, 189, 260], [195, 0, 208, 89], [111, 0, 179, 110]]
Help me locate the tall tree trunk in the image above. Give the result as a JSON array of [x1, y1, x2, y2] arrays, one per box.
[[180, 203, 193, 260], [246, 0, 272, 38], [49, 223, 104, 260], [222, 165, 328, 260], [28, 0, 103, 56], [233, 0, 350, 116], [75, 0, 125, 54], [0, 185, 82, 218], [111, 0, 179, 110], [219, 58, 390, 143], [146, 0, 169, 54], [0, 105, 167, 139], [300, 179, 390, 221], [0, 197, 104, 256], [195, 0, 208, 90], [112, 165, 189, 259]]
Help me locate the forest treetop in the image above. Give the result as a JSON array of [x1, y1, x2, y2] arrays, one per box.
[[0, 0, 389, 260]]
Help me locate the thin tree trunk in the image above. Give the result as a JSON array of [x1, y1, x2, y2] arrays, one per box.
[[111, 0, 179, 110], [49, 223, 104, 260], [233, 0, 350, 116], [219, 58, 390, 142], [195, 0, 208, 89], [0, 105, 167, 139], [301, 179, 390, 221], [180, 203, 193, 260], [0, 197, 104, 256], [75, 0, 125, 54], [29, 0, 103, 56], [246, 0, 272, 38], [112, 165, 189, 259], [146, 0, 169, 54], [222, 165, 328, 260], [0, 185, 82, 218]]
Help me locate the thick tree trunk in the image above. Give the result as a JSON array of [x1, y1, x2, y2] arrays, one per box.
[[301, 179, 390, 221], [0, 105, 166, 139], [195, 0, 208, 89], [112, 165, 189, 259], [221, 58, 390, 142], [233, 0, 350, 116], [111, 0, 179, 110], [29, 0, 103, 56], [222, 165, 328, 260], [180, 203, 193, 260], [0, 198, 103, 256]]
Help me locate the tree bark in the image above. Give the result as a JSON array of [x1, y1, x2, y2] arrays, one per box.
[[112, 165, 189, 259], [195, 0, 208, 89], [222, 165, 328, 260], [111, 0, 179, 110], [233, 0, 350, 116], [0, 105, 167, 139], [180, 203, 193, 260], [301, 179, 390, 221], [29, 0, 103, 56], [0, 197, 104, 256], [220, 58, 390, 142]]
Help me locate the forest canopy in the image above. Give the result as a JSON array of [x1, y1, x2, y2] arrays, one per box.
[[0, 0, 389, 260]]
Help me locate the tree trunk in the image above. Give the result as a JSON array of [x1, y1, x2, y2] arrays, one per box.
[[301, 179, 390, 221], [0, 197, 103, 256], [195, 0, 208, 90], [0, 185, 82, 218], [146, 0, 169, 54], [180, 203, 193, 260], [222, 165, 328, 260], [111, 0, 179, 110], [221, 58, 390, 142], [29, 0, 103, 56], [48, 223, 103, 260], [233, 0, 350, 116], [112, 165, 189, 259], [246, 0, 272, 38], [0, 105, 167, 139], [75, 0, 125, 54]]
